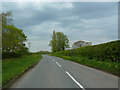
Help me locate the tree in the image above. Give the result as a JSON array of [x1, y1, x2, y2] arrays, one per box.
[[2, 11, 28, 53], [49, 30, 57, 52], [2, 25, 28, 52], [1, 11, 13, 26], [72, 40, 92, 49], [49, 31, 69, 52]]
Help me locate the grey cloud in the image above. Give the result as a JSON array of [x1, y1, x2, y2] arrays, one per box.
[[71, 2, 117, 18]]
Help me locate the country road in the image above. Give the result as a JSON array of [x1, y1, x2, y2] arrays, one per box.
[[11, 55, 119, 89]]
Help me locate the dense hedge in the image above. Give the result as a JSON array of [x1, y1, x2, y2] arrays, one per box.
[[53, 40, 120, 62], [2, 52, 29, 59]]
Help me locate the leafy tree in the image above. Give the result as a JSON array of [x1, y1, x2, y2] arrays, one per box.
[[49, 30, 69, 52], [1, 11, 28, 53], [49, 30, 57, 52], [2, 25, 28, 52]]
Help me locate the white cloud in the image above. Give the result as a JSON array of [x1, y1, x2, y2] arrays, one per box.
[[51, 3, 74, 9]]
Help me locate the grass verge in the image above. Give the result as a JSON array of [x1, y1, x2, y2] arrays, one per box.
[[50, 54, 120, 76], [2, 54, 42, 87]]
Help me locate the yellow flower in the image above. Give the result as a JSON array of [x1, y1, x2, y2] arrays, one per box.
[[115, 65, 118, 68]]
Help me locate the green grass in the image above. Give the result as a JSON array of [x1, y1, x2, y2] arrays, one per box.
[[50, 54, 120, 76], [2, 54, 42, 86]]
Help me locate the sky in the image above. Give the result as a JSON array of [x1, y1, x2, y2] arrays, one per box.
[[2, 2, 118, 52]]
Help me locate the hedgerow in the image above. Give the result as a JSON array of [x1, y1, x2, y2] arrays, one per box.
[[52, 40, 120, 62], [2, 51, 30, 59]]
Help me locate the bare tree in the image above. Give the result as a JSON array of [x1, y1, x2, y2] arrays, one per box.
[[72, 40, 92, 49]]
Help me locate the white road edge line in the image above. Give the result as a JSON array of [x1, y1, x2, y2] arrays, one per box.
[[56, 62, 61, 67], [66, 71, 85, 90]]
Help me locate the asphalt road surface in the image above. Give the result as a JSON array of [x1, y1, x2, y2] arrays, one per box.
[[11, 55, 119, 89]]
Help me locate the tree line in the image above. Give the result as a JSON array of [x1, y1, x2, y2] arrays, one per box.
[[49, 31, 92, 52], [1, 11, 28, 59]]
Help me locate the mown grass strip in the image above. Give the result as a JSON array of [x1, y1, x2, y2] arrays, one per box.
[[2, 54, 42, 86], [50, 54, 120, 76]]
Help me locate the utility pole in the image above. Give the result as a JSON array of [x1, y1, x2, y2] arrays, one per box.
[[28, 42, 31, 52]]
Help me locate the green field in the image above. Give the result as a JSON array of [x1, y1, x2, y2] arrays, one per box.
[[2, 54, 42, 86]]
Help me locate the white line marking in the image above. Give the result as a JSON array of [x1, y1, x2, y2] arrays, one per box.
[[56, 62, 61, 67], [66, 71, 85, 90]]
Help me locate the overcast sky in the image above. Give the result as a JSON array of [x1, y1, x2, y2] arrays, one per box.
[[2, 2, 118, 52]]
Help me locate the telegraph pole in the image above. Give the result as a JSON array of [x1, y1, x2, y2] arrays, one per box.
[[28, 42, 31, 52]]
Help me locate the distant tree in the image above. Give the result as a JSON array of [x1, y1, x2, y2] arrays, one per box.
[[49, 31, 69, 52], [38, 51, 50, 54], [72, 40, 92, 49], [85, 42, 92, 46]]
